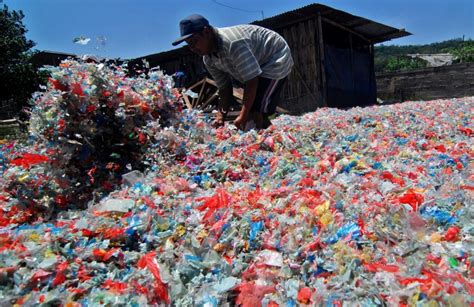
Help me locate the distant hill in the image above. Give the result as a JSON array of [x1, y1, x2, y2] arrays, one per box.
[[374, 38, 474, 73]]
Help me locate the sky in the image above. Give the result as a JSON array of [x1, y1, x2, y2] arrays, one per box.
[[3, 0, 474, 59]]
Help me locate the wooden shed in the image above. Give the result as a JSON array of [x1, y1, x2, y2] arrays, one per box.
[[134, 3, 411, 113], [31, 51, 77, 67]]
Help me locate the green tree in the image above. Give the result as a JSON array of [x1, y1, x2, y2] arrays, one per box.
[[385, 56, 426, 72], [0, 5, 42, 118], [443, 40, 474, 63], [375, 38, 473, 73]]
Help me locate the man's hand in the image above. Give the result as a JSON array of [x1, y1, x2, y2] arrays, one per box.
[[234, 77, 258, 131], [233, 112, 248, 130], [212, 111, 226, 128]]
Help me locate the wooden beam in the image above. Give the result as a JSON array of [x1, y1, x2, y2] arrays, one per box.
[[317, 13, 328, 107], [182, 94, 193, 109], [293, 66, 317, 102], [321, 17, 371, 43], [188, 78, 205, 91], [200, 92, 219, 111], [0, 119, 19, 125], [182, 77, 244, 111], [196, 79, 207, 107]]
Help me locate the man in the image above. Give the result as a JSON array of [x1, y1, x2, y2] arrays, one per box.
[[172, 14, 293, 130]]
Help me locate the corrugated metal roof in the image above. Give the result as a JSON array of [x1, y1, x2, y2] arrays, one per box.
[[252, 3, 410, 44], [139, 47, 190, 62]]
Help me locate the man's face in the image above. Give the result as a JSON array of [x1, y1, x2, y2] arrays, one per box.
[[185, 28, 212, 56]]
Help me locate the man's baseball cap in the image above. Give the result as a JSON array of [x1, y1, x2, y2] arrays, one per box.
[[172, 14, 210, 46]]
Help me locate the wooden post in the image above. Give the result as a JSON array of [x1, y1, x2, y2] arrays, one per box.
[[370, 43, 376, 105], [317, 14, 327, 107], [350, 33, 354, 95]]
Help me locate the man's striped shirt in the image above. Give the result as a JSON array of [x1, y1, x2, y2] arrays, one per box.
[[203, 24, 294, 89]]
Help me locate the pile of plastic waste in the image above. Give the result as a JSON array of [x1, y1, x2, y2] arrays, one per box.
[[2, 60, 182, 218], [0, 60, 472, 306]]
